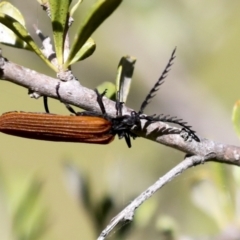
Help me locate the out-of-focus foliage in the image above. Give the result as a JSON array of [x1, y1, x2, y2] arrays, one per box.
[[232, 100, 240, 139], [190, 164, 239, 229], [64, 163, 132, 238], [0, 173, 48, 240]]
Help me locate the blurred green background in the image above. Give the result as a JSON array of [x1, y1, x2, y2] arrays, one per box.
[[1, 0, 240, 239]]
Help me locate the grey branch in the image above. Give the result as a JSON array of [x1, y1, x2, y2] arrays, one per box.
[[0, 54, 240, 166]]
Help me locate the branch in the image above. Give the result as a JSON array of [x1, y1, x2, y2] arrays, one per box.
[[0, 53, 240, 166], [97, 154, 211, 240]]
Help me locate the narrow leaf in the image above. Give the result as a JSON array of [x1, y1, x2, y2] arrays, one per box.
[[0, 1, 29, 49], [49, 0, 71, 66], [116, 55, 136, 103], [65, 0, 122, 68], [68, 37, 96, 65], [0, 13, 56, 71]]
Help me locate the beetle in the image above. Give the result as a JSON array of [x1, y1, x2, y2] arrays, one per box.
[[0, 48, 200, 147]]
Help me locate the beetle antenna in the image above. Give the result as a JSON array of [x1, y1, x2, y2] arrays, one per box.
[[144, 114, 200, 142], [159, 115, 200, 142], [138, 47, 176, 114]]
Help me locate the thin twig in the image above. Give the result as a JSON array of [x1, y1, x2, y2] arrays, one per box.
[[33, 24, 57, 67], [97, 154, 210, 240]]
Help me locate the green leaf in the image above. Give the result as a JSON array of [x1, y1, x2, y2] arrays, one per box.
[[0, 1, 30, 49], [232, 100, 240, 138], [0, 2, 24, 24], [49, 0, 71, 66], [96, 82, 115, 99], [68, 37, 96, 65], [116, 55, 136, 103], [0, 13, 56, 71], [65, 0, 123, 68]]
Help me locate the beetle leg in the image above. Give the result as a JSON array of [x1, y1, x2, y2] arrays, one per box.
[[95, 89, 107, 114]]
